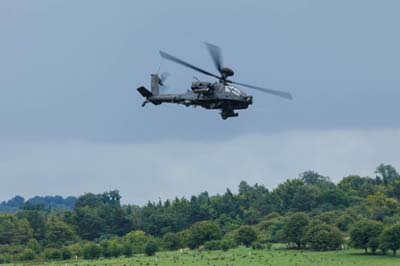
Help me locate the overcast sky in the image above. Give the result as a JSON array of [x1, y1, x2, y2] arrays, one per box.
[[1, 1, 399, 204]]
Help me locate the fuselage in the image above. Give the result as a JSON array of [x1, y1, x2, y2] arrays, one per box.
[[148, 82, 253, 110], [138, 78, 253, 119]]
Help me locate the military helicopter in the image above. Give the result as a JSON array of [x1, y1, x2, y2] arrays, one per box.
[[137, 43, 292, 119]]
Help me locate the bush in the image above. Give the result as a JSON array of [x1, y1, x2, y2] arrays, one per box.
[[144, 240, 159, 256], [163, 232, 182, 251], [110, 242, 124, 258], [263, 212, 281, 221], [83, 242, 102, 259], [19, 248, 36, 261], [220, 239, 236, 251], [0, 254, 7, 264], [65, 243, 82, 258], [251, 241, 265, 250], [187, 221, 221, 249], [44, 248, 62, 260], [204, 240, 222, 250], [335, 214, 355, 232], [203, 239, 235, 251], [123, 242, 133, 257], [99, 239, 124, 258], [124, 230, 149, 254], [234, 225, 258, 247], [304, 222, 343, 251], [61, 247, 73, 260], [257, 216, 286, 243], [100, 240, 112, 258], [282, 212, 310, 249], [27, 239, 42, 254]]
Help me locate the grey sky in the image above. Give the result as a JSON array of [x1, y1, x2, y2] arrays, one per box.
[[0, 1, 399, 203]]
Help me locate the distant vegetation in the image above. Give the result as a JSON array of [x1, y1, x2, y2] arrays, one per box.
[[1, 163, 400, 264], [0, 195, 76, 213]]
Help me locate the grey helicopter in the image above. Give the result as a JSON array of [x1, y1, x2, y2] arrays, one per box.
[[137, 43, 292, 119]]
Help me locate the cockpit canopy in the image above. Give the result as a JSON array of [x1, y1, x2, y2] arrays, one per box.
[[224, 85, 246, 96]]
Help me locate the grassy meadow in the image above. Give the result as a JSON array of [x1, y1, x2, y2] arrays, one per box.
[[5, 247, 400, 266]]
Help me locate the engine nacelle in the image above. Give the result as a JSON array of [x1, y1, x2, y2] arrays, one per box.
[[191, 81, 212, 94], [193, 88, 211, 94]]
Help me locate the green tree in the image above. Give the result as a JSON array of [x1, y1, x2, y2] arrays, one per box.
[[187, 220, 221, 249], [144, 240, 159, 256], [109, 241, 124, 258], [350, 220, 384, 254], [375, 164, 399, 186], [61, 247, 73, 260], [282, 212, 310, 248], [26, 239, 42, 254], [366, 192, 399, 221], [304, 222, 343, 251], [124, 230, 150, 254], [82, 242, 102, 259], [100, 239, 113, 258], [368, 237, 380, 255], [122, 242, 133, 257], [17, 208, 47, 241], [46, 218, 78, 246], [272, 179, 305, 212], [335, 213, 355, 232], [162, 232, 181, 250], [388, 179, 400, 201], [64, 243, 82, 258], [234, 225, 257, 247], [318, 187, 349, 210], [301, 171, 333, 187], [257, 215, 286, 243], [44, 248, 62, 260], [73, 206, 103, 240], [0, 214, 33, 245], [204, 240, 222, 250], [338, 175, 376, 199], [19, 248, 35, 261], [380, 223, 400, 256], [74, 190, 130, 240]]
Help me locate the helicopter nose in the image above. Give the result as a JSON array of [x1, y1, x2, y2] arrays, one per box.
[[246, 96, 253, 104]]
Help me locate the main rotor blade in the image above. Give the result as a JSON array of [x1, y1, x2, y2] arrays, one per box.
[[204, 42, 223, 74], [160, 51, 220, 79], [230, 81, 293, 100]]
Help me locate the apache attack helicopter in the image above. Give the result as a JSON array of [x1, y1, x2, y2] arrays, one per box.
[[137, 43, 292, 119]]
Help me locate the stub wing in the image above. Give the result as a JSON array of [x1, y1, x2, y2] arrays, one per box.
[[137, 87, 153, 98]]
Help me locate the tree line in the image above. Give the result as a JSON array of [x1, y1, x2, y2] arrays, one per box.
[[1, 163, 400, 263], [0, 195, 76, 213]]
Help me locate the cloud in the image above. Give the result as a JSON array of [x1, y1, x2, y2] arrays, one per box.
[[1, 128, 399, 204]]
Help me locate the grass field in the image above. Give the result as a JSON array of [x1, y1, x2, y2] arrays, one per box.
[[4, 247, 400, 266]]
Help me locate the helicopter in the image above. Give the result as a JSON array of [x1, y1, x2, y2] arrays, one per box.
[[137, 43, 292, 120]]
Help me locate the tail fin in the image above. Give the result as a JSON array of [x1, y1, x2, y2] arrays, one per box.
[[137, 86, 152, 98], [151, 74, 160, 95]]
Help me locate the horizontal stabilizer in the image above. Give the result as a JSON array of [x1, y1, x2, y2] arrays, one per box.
[[137, 86, 152, 98]]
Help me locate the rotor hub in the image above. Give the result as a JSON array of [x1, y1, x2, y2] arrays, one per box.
[[221, 67, 234, 78]]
